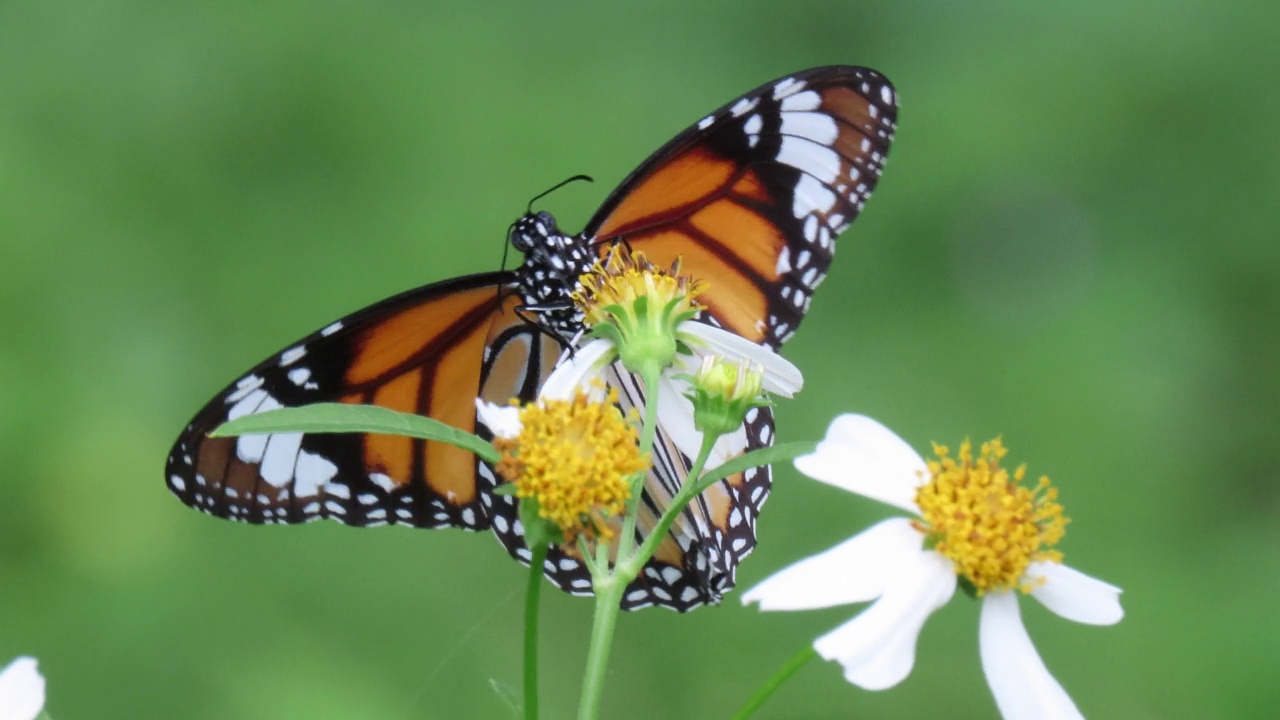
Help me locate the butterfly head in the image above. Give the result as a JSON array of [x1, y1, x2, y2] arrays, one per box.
[[509, 211, 594, 283], [508, 210, 558, 254]]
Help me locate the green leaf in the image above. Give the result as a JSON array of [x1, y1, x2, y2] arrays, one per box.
[[696, 441, 818, 489], [488, 677, 523, 718], [210, 403, 500, 463]]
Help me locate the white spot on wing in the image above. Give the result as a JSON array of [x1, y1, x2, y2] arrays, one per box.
[[226, 375, 264, 403], [779, 90, 821, 112], [320, 321, 343, 337], [697, 115, 714, 130], [779, 111, 838, 145], [369, 472, 396, 492], [236, 432, 268, 464], [777, 136, 840, 183], [803, 215, 819, 243], [280, 346, 306, 366], [775, 247, 792, 274], [793, 175, 837, 217], [227, 388, 267, 420], [772, 77, 805, 99], [287, 367, 311, 386], [295, 450, 337, 497], [731, 96, 760, 117], [260, 432, 303, 487]]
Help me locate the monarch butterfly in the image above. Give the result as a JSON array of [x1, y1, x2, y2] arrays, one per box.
[[165, 65, 897, 611]]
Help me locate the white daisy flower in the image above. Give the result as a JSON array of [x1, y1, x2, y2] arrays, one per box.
[[0, 656, 45, 720], [743, 414, 1123, 719]]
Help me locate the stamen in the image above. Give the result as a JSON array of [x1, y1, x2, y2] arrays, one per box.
[[571, 244, 707, 328], [493, 388, 648, 545], [912, 438, 1068, 594]]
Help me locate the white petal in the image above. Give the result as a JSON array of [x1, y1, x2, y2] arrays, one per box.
[[742, 518, 922, 610], [0, 656, 45, 720], [474, 400, 522, 439], [677, 322, 803, 396], [980, 592, 1083, 720], [794, 414, 928, 514], [539, 337, 615, 400], [813, 550, 956, 690], [1027, 561, 1124, 626], [655, 373, 702, 460]]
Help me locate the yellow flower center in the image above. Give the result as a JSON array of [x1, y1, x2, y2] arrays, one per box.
[[493, 388, 647, 545], [571, 244, 707, 328], [912, 438, 1067, 594]]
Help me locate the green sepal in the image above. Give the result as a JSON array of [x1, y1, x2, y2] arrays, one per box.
[[519, 496, 564, 549]]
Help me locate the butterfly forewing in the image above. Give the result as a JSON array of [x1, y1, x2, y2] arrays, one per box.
[[166, 273, 544, 530], [586, 65, 897, 349]]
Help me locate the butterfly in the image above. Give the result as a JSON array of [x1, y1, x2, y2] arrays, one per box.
[[165, 65, 897, 611]]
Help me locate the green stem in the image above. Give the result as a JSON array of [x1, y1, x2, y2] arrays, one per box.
[[524, 542, 549, 720], [636, 365, 663, 459], [577, 365, 666, 720], [728, 645, 818, 720], [627, 429, 718, 572], [577, 575, 626, 720], [617, 365, 663, 563]]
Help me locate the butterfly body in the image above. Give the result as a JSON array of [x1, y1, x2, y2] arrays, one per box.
[[167, 66, 897, 611], [506, 210, 594, 338]]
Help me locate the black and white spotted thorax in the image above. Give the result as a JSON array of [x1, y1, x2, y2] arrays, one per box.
[[508, 210, 595, 338]]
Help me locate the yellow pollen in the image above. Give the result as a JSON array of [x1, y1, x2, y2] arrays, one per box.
[[912, 437, 1067, 594], [493, 388, 647, 545], [571, 244, 707, 327]]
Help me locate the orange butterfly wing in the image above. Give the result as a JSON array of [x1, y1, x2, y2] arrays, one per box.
[[166, 273, 561, 529], [587, 66, 897, 349]]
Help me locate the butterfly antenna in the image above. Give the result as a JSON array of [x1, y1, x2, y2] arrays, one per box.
[[526, 174, 594, 213], [499, 222, 514, 272]]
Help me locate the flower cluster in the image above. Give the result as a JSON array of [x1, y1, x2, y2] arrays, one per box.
[[485, 388, 646, 545]]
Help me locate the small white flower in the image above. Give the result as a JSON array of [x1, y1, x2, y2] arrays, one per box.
[[0, 656, 45, 720], [743, 414, 1123, 719]]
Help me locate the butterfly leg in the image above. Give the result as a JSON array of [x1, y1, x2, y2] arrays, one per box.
[[515, 301, 578, 357]]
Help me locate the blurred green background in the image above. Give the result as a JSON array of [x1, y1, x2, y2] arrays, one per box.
[[1, 0, 1276, 717]]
